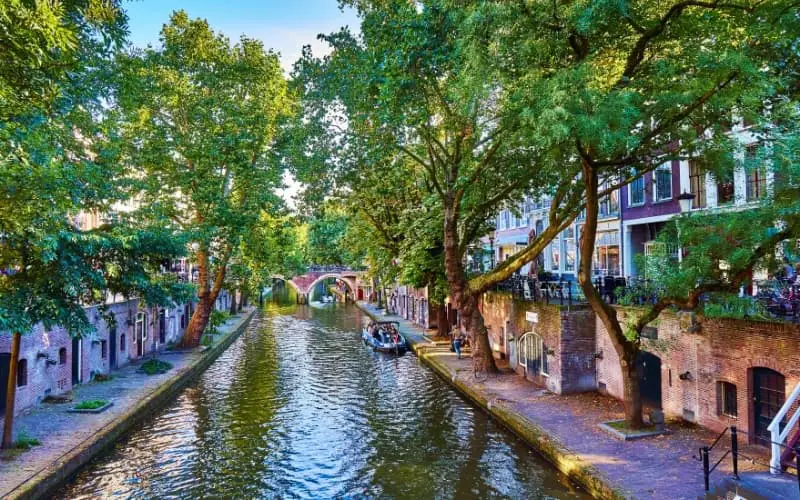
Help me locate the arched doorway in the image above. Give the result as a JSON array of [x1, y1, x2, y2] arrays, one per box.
[[752, 367, 785, 446], [636, 351, 662, 410]]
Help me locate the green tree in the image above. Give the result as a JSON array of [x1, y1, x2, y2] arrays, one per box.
[[304, 203, 362, 266], [464, 0, 800, 426], [114, 11, 293, 347], [293, 2, 581, 373], [0, 0, 127, 119], [0, 1, 196, 447]]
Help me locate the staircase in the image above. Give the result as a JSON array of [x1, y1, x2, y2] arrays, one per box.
[[769, 382, 800, 474]]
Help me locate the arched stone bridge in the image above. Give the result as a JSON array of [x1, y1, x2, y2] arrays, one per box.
[[272, 266, 365, 303]]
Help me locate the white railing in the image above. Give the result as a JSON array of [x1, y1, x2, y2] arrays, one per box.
[[768, 381, 800, 474]]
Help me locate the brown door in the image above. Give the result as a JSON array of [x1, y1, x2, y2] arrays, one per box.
[[753, 368, 785, 446]]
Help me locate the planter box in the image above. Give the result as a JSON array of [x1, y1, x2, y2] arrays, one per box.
[[67, 401, 114, 414], [598, 420, 669, 441]]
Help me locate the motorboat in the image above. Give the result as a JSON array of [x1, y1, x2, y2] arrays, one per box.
[[361, 321, 408, 354]]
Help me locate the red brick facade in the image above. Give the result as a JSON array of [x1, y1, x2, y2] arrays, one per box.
[[481, 292, 596, 394], [0, 292, 231, 417], [596, 309, 800, 444], [477, 292, 800, 444]]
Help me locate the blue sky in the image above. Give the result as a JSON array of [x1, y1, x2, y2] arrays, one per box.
[[123, 0, 360, 72]]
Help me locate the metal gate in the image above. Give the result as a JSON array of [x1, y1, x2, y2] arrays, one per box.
[[517, 332, 547, 377]]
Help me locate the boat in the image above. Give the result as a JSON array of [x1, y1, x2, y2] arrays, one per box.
[[361, 321, 408, 354]]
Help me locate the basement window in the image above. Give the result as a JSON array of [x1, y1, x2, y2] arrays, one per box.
[[717, 381, 738, 418]]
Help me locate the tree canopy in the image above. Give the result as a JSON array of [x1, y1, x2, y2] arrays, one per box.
[[114, 11, 294, 346]]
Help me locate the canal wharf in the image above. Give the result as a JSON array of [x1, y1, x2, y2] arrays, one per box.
[[355, 301, 781, 499], [0, 308, 256, 500]]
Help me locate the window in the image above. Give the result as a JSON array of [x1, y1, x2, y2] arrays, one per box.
[[745, 145, 767, 201], [689, 161, 707, 208], [59, 347, 67, 365], [716, 166, 735, 205], [136, 312, 146, 341], [17, 359, 27, 387], [120, 334, 126, 352], [101, 340, 107, 359], [550, 238, 560, 272], [654, 164, 673, 202], [717, 381, 738, 418], [629, 176, 645, 206], [599, 181, 619, 218], [563, 227, 576, 272], [593, 230, 620, 276]]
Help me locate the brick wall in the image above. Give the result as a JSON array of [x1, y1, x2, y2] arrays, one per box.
[[0, 297, 203, 417], [596, 308, 800, 443], [481, 292, 596, 394]]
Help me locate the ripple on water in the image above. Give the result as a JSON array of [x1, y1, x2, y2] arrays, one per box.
[[57, 302, 588, 499]]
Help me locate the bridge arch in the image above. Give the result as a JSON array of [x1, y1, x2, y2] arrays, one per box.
[[305, 273, 356, 297], [270, 275, 301, 293]]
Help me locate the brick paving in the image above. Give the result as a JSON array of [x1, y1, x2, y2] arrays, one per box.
[[357, 302, 787, 499], [0, 309, 254, 497]]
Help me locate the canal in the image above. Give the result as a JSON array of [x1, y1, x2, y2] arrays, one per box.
[[58, 290, 587, 498]]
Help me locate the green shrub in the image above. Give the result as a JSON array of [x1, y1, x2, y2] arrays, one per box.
[[208, 309, 229, 335], [200, 334, 213, 347], [14, 431, 41, 449], [74, 399, 109, 410], [139, 359, 173, 375]]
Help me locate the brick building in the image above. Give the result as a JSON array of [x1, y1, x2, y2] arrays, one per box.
[[475, 290, 800, 448], [480, 292, 597, 394], [595, 309, 800, 446], [390, 285, 433, 329], [0, 291, 234, 418]]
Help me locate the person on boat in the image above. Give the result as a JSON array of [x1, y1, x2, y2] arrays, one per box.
[[391, 329, 400, 345]]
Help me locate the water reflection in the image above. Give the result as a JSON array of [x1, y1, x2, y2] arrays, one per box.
[[58, 286, 586, 499]]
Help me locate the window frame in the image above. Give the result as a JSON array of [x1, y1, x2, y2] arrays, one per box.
[[689, 161, 707, 209], [718, 381, 738, 418], [653, 163, 673, 203], [745, 145, 767, 202], [628, 176, 645, 207]]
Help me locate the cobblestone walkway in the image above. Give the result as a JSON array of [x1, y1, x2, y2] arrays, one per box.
[[0, 309, 254, 497], [357, 302, 785, 499]]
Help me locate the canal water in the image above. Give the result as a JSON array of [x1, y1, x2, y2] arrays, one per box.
[[58, 289, 587, 499]]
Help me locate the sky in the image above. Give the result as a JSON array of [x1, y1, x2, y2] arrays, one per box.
[[123, 0, 361, 207], [124, 0, 360, 73]]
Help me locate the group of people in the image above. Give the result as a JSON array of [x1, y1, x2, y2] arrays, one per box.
[[366, 321, 402, 344]]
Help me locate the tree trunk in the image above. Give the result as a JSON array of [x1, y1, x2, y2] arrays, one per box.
[[2, 332, 21, 449], [462, 293, 496, 373], [180, 247, 223, 347], [436, 303, 449, 338], [443, 206, 497, 373], [240, 290, 248, 310], [229, 289, 238, 315], [576, 160, 645, 428], [621, 350, 645, 428]]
